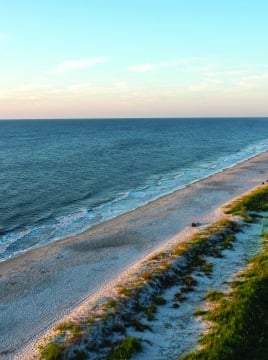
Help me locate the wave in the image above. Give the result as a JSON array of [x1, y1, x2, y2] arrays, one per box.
[[1, 138, 268, 262]]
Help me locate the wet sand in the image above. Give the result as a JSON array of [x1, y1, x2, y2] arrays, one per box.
[[1, 151, 268, 359]]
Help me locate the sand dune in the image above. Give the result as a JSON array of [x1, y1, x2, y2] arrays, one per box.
[[1, 151, 268, 359]]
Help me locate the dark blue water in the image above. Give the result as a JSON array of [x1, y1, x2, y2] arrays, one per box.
[[1, 118, 268, 260]]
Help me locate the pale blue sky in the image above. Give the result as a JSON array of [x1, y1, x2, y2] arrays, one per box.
[[1, 0, 268, 118]]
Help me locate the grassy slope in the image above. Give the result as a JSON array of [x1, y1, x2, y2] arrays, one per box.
[[181, 243, 268, 360], [39, 185, 268, 360], [181, 185, 268, 360]]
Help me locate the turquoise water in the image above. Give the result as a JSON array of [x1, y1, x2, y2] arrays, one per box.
[[1, 117, 268, 260]]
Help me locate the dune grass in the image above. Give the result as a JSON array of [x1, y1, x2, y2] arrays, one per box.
[[225, 184, 268, 219], [38, 185, 268, 360], [181, 233, 268, 360], [38, 217, 241, 359], [181, 186, 268, 360], [40, 342, 62, 360], [107, 336, 141, 360]]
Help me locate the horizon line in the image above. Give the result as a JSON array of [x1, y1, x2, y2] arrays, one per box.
[[1, 115, 268, 121]]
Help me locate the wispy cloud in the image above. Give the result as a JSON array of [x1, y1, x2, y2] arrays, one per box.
[[54, 81, 130, 96], [128, 59, 193, 72], [127, 57, 211, 73], [233, 81, 259, 90], [50, 57, 109, 73], [16, 83, 51, 91], [128, 60, 183, 73], [188, 83, 210, 92]]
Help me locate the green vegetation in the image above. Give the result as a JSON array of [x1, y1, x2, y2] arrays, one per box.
[[40, 342, 62, 360], [145, 304, 157, 321], [130, 318, 152, 332], [193, 308, 208, 317], [118, 287, 133, 297], [40, 186, 268, 360], [200, 261, 213, 275], [181, 236, 268, 360], [107, 336, 141, 360], [173, 292, 187, 302], [183, 275, 198, 288], [225, 185, 268, 218], [152, 295, 167, 305], [221, 235, 236, 250], [204, 290, 224, 302], [39, 215, 241, 359], [105, 299, 117, 309], [55, 321, 74, 333], [72, 350, 88, 360], [55, 321, 82, 340]]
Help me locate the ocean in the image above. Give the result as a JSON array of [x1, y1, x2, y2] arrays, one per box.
[[1, 117, 268, 261]]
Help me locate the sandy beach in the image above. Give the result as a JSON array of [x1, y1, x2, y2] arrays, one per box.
[[1, 151, 268, 359]]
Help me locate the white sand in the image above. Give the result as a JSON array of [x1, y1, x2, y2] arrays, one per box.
[[131, 218, 265, 360], [0, 151, 268, 359]]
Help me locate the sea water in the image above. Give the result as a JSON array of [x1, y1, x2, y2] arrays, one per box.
[[1, 117, 268, 260]]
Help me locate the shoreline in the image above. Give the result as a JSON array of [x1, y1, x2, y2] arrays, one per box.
[[1, 151, 268, 358], [36, 186, 268, 360], [2, 148, 268, 264]]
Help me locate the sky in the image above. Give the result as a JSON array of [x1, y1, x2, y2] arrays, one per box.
[[0, 0, 268, 119]]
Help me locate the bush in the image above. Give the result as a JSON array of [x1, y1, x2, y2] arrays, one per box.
[[205, 290, 224, 302], [201, 262, 213, 275], [145, 305, 157, 321], [107, 336, 141, 360], [226, 186, 268, 215], [181, 248, 268, 360], [152, 295, 167, 305], [40, 342, 62, 360]]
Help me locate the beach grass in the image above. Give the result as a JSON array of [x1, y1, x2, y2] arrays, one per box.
[[38, 218, 241, 359], [37, 185, 268, 360], [107, 336, 142, 360], [38, 217, 241, 359], [181, 237, 268, 360], [40, 342, 62, 360], [181, 185, 268, 360], [225, 184, 268, 217]]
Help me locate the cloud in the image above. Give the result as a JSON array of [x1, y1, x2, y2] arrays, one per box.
[[16, 83, 51, 91], [188, 83, 209, 92], [233, 81, 259, 90], [127, 57, 211, 73], [128, 60, 182, 73], [50, 57, 109, 73]]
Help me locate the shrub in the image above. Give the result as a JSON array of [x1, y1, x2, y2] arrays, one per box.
[[221, 235, 236, 250], [145, 305, 157, 321], [105, 299, 117, 309], [181, 247, 268, 360], [183, 275, 197, 287], [205, 290, 224, 302], [201, 262, 213, 275], [72, 350, 88, 360], [225, 185, 268, 215], [130, 318, 152, 332], [40, 342, 62, 360], [152, 295, 167, 305], [193, 308, 208, 317], [107, 336, 141, 360]]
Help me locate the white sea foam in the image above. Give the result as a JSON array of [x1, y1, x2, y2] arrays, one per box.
[[1, 139, 268, 262]]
